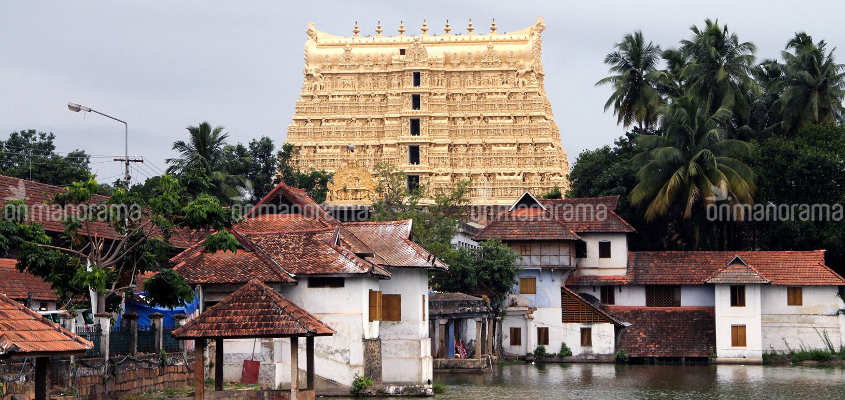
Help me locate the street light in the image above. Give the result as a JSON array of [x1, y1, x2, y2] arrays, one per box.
[[67, 102, 133, 185]]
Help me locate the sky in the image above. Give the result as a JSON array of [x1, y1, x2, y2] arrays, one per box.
[[2, 0, 844, 184]]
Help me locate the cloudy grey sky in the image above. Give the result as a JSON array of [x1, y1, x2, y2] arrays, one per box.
[[2, 1, 843, 183]]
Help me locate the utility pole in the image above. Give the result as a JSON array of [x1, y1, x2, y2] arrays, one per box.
[[67, 102, 142, 186]]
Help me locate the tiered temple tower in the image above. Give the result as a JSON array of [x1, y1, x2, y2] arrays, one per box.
[[285, 18, 569, 205]]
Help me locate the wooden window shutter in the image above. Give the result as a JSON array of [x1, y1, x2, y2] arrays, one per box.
[[382, 294, 401, 321], [787, 287, 802, 306], [519, 277, 536, 294], [580, 327, 592, 347], [537, 327, 549, 346], [510, 327, 521, 346], [731, 325, 746, 347], [368, 290, 382, 321], [600, 286, 615, 305]]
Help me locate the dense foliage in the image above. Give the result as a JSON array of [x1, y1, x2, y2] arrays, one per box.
[[0, 130, 93, 187], [586, 20, 845, 273]]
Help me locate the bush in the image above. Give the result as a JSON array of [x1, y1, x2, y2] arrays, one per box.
[[614, 349, 629, 363], [432, 382, 447, 394], [558, 342, 572, 358], [351, 374, 374, 395], [533, 345, 549, 360]]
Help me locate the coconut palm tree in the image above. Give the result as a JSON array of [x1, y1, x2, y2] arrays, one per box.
[[780, 32, 845, 134], [679, 19, 757, 119], [166, 122, 229, 176], [630, 97, 755, 247], [596, 31, 664, 130]]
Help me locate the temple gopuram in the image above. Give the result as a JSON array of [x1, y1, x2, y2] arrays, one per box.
[[285, 18, 569, 206]]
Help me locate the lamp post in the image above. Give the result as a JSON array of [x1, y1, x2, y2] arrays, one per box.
[[67, 102, 132, 185]]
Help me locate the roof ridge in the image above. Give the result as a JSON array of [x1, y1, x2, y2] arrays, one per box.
[[231, 229, 297, 280]]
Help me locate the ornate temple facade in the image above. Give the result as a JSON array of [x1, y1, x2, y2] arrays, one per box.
[[285, 18, 569, 205]]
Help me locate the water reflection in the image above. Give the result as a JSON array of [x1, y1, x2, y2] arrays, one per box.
[[432, 363, 845, 399]]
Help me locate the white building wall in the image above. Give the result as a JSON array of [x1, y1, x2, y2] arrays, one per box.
[[681, 286, 715, 306], [501, 311, 531, 356], [575, 285, 645, 307], [562, 323, 615, 356], [574, 233, 628, 274], [378, 268, 433, 384], [217, 276, 380, 387], [760, 286, 844, 352], [714, 284, 762, 360]]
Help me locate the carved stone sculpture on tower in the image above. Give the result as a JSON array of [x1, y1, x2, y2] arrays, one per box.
[[285, 17, 569, 205]]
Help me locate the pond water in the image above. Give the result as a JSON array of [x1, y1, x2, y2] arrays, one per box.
[[431, 363, 845, 399]]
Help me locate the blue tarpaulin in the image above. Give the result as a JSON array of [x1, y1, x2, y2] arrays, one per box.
[[117, 293, 199, 327]]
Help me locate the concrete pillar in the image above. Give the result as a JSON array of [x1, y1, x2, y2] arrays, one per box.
[[215, 338, 224, 391], [306, 336, 315, 390], [448, 320, 455, 359], [194, 339, 206, 400], [437, 319, 447, 358], [475, 319, 483, 358], [124, 311, 139, 355], [290, 336, 299, 400], [35, 356, 48, 400], [173, 313, 189, 359], [95, 312, 111, 361], [149, 313, 164, 355]]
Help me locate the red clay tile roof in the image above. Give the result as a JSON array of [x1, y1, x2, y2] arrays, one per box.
[[172, 248, 295, 285], [0, 292, 92, 358], [343, 220, 447, 269], [171, 279, 334, 339], [706, 263, 769, 284], [239, 228, 389, 277], [0, 259, 57, 302], [246, 181, 338, 224], [235, 214, 330, 233], [565, 274, 630, 286], [474, 195, 635, 241], [473, 212, 581, 241], [628, 250, 845, 286], [606, 306, 715, 358], [0, 175, 207, 249]]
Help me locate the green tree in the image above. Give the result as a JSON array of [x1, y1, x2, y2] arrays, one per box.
[[4, 175, 236, 313], [0, 130, 91, 186], [630, 97, 756, 248], [753, 124, 845, 274], [780, 33, 845, 134], [678, 19, 757, 120], [596, 31, 664, 130]]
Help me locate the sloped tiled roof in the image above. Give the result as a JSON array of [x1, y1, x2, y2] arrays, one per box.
[[0, 175, 207, 249], [474, 209, 581, 241], [0, 259, 57, 302], [628, 250, 845, 286], [0, 292, 92, 358], [172, 248, 295, 285], [234, 214, 330, 233], [542, 196, 635, 233], [245, 181, 338, 224], [561, 287, 623, 325], [343, 220, 447, 269], [606, 306, 715, 358], [171, 279, 334, 339], [565, 274, 630, 286], [239, 228, 389, 277], [474, 195, 635, 241], [706, 263, 769, 284]]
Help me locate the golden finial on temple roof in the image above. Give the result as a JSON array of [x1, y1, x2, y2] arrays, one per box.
[[421, 19, 429, 34], [398, 20, 405, 35], [376, 20, 383, 36], [490, 18, 497, 33], [444, 19, 451, 34], [353, 21, 360, 37], [467, 18, 474, 34]]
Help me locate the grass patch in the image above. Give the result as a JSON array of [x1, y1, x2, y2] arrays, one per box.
[[433, 382, 447, 394], [120, 387, 192, 400]]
